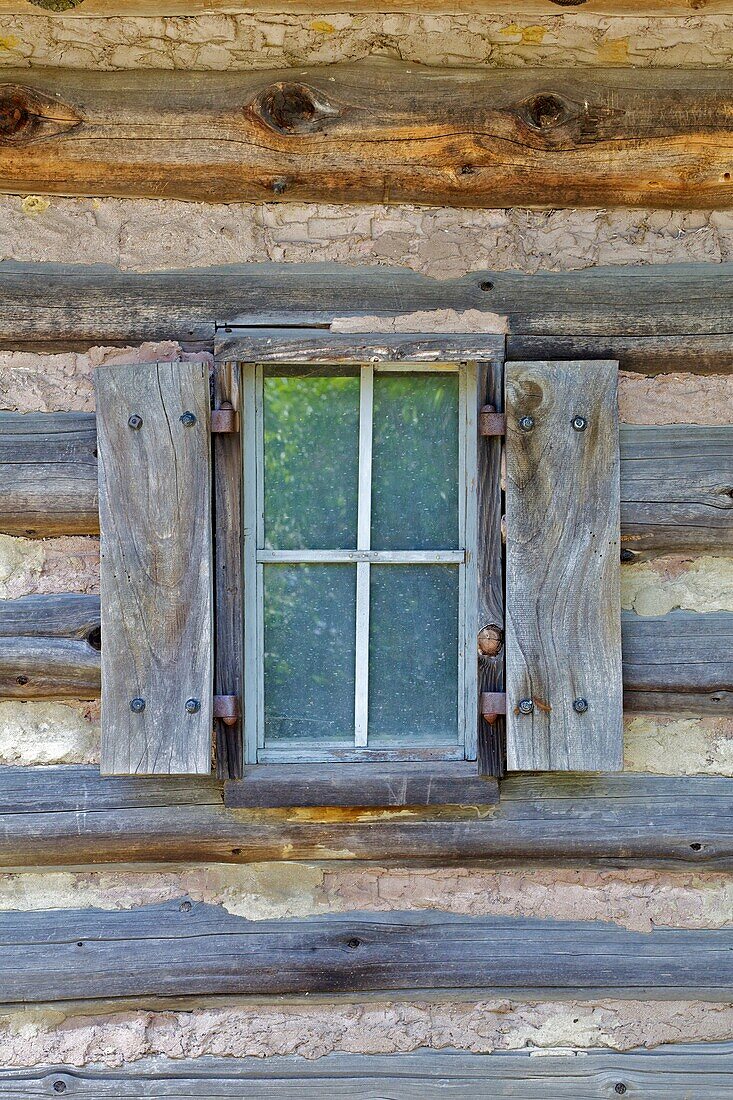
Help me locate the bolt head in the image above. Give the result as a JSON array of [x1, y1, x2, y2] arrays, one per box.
[[180, 411, 197, 427], [614, 1085, 627, 1096], [130, 697, 146, 713], [518, 698, 534, 715], [518, 415, 535, 433], [572, 415, 588, 432], [573, 697, 589, 714], [185, 698, 201, 715], [128, 414, 143, 431]]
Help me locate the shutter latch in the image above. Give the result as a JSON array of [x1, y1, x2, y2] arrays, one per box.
[[214, 695, 240, 727], [479, 405, 506, 437]]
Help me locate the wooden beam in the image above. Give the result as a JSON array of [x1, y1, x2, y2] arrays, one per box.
[[0, 411, 97, 536], [0, 0, 730, 14], [1, 64, 733, 208], [2, 261, 733, 357], [1, 904, 731, 1003], [0, 766, 730, 868], [6, 1046, 733, 1099]]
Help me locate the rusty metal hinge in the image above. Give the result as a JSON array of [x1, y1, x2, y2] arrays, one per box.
[[480, 692, 507, 724], [479, 404, 506, 437], [214, 695, 240, 727], [211, 402, 239, 434]]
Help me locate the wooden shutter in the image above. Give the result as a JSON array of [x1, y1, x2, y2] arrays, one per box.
[[504, 361, 623, 772], [95, 361, 213, 775]]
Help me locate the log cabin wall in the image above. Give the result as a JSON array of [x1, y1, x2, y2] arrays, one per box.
[[0, 7, 731, 1093]]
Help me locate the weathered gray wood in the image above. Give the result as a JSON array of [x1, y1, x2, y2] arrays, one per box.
[[620, 425, 733, 553], [7, 1046, 733, 1099], [0, 638, 100, 699], [213, 361, 243, 780], [0, 594, 99, 642], [0, 411, 98, 536], [623, 609, 733, 713], [0, 767, 730, 868], [3, 261, 733, 354], [225, 764, 499, 808], [505, 362, 623, 772], [216, 330, 506, 362], [0, 904, 730, 1003], [95, 361, 213, 776]]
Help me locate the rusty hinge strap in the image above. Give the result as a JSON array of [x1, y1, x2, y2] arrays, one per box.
[[479, 405, 506, 437], [214, 695, 240, 727], [211, 403, 239, 434], [480, 692, 507, 723]]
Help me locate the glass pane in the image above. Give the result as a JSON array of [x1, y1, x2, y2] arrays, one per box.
[[263, 372, 360, 549], [264, 564, 356, 744], [371, 372, 459, 550], [368, 566, 459, 744]]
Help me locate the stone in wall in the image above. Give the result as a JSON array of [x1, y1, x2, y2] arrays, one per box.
[[0, 13, 732, 71], [0, 700, 98, 765], [3, 197, 733, 276]]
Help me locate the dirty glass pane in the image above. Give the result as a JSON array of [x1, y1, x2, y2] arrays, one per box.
[[263, 564, 356, 744], [371, 372, 459, 550], [368, 565, 459, 744], [263, 372, 360, 549]]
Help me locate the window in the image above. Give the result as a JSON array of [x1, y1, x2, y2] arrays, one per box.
[[242, 362, 479, 765]]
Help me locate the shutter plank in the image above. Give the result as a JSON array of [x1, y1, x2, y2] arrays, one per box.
[[505, 361, 622, 772], [96, 361, 213, 776]]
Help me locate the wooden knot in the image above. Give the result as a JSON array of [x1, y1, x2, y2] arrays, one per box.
[[0, 94, 32, 142], [0, 84, 81, 146], [521, 93, 574, 133], [252, 81, 339, 135], [28, 0, 85, 9], [478, 625, 503, 658]]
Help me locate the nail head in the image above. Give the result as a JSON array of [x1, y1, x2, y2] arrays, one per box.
[[180, 411, 197, 427], [128, 414, 143, 431], [572, 415, 588, 432], [518, 698, 534, 715], [518, 415, 535, 433], [573, 697, 589, 714], [185, 698, 201, 714], [130, 697, 146, 713]]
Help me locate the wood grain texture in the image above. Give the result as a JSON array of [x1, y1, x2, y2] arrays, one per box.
[[0, 411, 97, 536], [95, 361, 213, 776], [216, 331, 506, 363], [0, 904, 731, 1003], [0, 767, 730, 868], [0, 0, 727, 13], [2, 261, 733, 353], [0, 594, 101, 698], [2, 64, 733, 207], [505, 362, 623, 772], [213, 362, 243, 781], [6, 1046, 733, 1099], [224, 764, 499, 808]]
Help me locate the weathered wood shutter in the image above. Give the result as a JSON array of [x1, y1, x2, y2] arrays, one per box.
[[504, 361, 623, 772], [95, 361, 213, 776]]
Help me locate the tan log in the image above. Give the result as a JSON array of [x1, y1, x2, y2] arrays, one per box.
[[1, 62, 733, 208], [0, 0, 730, 14]]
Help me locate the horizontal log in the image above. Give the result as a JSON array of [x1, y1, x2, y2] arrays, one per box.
[[3, 414, 731, 551], [3, 260, 733, 355], [0, 599, 730, 708], [1, 63, 733, 208], [0, 0, 727, 14], [225, 763, 499, 809], [7, 1047, 733, 1099], [0, 904, 731, 1003], [0, 767, 730, 867], [0, 412, 98, 536]]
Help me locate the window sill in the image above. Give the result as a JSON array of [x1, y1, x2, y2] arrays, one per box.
[[223, 762, 499, 810]]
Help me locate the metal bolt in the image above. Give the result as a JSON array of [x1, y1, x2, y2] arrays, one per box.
[[185, 698, 201, 714], [614, 1085, 627, 1096], [573, 697, 589, 714], [518, 698, 534, 715], [130, 697, 146, 713], [180, 411, 197, 427], [518, 415, 535, 432], [53, 1083, 67, 1095], [128, 414, 143, 431], [572, 415, 588, 432]]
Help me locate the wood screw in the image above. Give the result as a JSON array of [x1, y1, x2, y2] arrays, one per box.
[[128, 414, 143, 430], [180, 411, 197, 427], [573, 697, 589, 714], [185, 698, 201, 714], [518, 415, 534, 432], [518, 698, 534, 715], [130, 697, 145, 713], [572, 415, 588, 432]]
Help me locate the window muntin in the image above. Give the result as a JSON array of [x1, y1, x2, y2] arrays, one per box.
[[243, 361, 478, 764]]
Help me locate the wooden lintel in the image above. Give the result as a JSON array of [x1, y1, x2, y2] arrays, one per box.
[[1, 63, 733, 208]]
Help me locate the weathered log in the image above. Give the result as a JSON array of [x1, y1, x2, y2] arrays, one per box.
[[1, 64, 733, 207], [0, 904, 731, 1003], [5, 1047, 733, 1099], [0, 766, 730, 867], [2, 261, 733, 356], [0, 412, 97, 536], [0, 0, 728, 14]]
